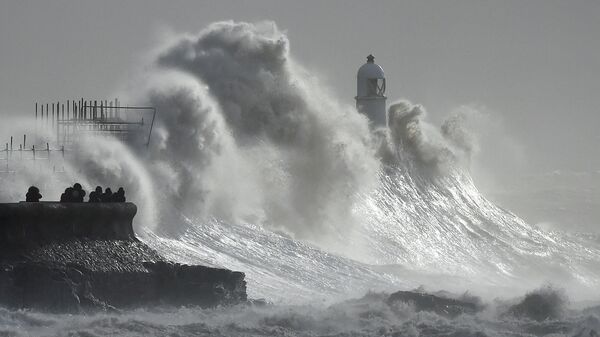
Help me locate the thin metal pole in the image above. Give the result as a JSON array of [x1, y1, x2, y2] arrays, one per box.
[[60, 103, 64, 143], [146, 108, 157, 147], [35, 103, 38, 137]]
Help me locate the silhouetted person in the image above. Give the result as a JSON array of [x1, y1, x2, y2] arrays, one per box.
[[60, 187, 73, 202], [101, 188, 113, 202], [25, 186, 42, 202], [61, 187, 76, 202], [112, 187, 126, 202], [88, 186, 102, 202], [71, 183, 86, 203]]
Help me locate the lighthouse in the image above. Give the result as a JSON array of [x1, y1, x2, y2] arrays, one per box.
[[355, 54, 387, 127]]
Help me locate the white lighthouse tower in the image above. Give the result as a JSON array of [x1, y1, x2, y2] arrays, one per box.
[[355, 54, 387, 127]]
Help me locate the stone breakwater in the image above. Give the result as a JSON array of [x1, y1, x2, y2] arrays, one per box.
[[0, 202, 247, 312]]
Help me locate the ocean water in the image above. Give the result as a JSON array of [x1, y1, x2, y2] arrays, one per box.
[[485, 170, 600, 234], [1, 295, 600, 336], [143, 164, 600, 305]]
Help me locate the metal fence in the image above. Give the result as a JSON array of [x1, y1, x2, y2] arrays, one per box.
[[1, 99, 156, 174]]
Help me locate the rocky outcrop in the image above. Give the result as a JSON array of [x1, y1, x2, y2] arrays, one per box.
[[387, 290, 481, 317], [0, 202, 247, 312], [505, 286, 567, 322]]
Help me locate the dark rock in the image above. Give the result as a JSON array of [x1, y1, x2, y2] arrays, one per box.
[[144, 261, 247, 307], [387, 290, 480, 317], [506, 286, 567, 321], [0, 202, 247, 312]]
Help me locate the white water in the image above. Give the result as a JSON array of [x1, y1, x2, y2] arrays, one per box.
[[1, 20, 599, 336]]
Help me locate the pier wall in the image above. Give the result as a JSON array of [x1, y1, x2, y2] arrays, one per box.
[[0, 202, 137, 243]]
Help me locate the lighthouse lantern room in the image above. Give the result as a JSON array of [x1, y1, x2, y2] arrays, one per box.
[[355, 54, 387, 127]]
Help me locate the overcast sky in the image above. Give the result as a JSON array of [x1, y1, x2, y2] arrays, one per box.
[[1, 0, 599, 178]]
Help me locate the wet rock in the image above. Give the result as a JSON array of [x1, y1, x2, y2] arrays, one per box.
[[144, 261, 247, 307], [387, 290, 480, 317], [507, 286, 567, 321]]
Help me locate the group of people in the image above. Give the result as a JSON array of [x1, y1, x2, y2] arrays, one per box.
[[60, 183, 87, 202], [24, 184, 126, 203], [88, 186, 126, 203]]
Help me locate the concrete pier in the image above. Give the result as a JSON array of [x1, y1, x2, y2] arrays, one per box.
[[0, 202, 137, 243]]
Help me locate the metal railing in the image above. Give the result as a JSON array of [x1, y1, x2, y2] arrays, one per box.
[[0, 99, 157, 174]]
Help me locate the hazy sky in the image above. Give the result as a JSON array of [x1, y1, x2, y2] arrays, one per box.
[[1, 0, 599, 177]]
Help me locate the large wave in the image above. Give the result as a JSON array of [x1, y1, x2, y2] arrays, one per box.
[[121, 21, 382, 251], [130, 21, 600, 302]]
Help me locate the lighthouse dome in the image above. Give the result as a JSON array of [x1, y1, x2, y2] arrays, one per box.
[[357, 54, 385, 79], [356, 54, 386, 99]]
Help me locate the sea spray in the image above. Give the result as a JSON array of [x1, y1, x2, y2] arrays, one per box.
[[132, 20, 381, 243]]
